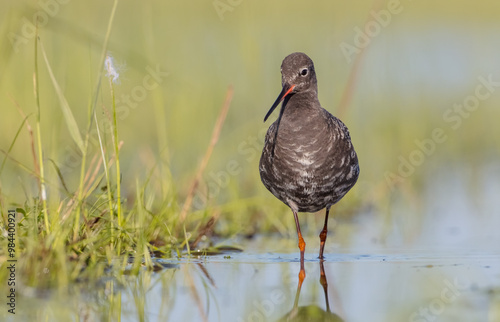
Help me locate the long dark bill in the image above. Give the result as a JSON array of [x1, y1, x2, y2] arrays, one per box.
[[264, 84, 295, 122], [264, 84, 295, 157]]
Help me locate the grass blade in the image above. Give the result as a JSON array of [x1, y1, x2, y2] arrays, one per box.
[[48, 158, 70, 195], [179, 85, 234, 223], [0, 114, 31, 177], [34, 29, 50, 233]]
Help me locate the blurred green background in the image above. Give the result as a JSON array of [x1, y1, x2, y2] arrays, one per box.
[[1, 0, 500, 239]]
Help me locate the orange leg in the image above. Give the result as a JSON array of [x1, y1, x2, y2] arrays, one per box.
[[298, 258, 306, 288], [319, 260, 331, 312], [292, 209, 306, 261], [292, 209, 306, 286], [319, 207, 330, 260]]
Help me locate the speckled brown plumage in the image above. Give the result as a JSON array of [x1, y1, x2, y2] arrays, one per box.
[[259, 52, 359, 261]]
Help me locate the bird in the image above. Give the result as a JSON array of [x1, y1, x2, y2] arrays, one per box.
[[259, 52, 359, 262]]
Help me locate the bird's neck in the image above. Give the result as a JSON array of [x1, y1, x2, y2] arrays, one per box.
[[285, 90, 321, 115]]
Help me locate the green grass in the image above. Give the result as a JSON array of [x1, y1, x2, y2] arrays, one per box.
[[0, 0, 226, 289]]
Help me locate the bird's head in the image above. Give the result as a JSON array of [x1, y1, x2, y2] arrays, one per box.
[[264, 52, 318, 122]]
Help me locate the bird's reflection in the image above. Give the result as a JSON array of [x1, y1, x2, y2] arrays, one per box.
[[279, 260, 343, 322]]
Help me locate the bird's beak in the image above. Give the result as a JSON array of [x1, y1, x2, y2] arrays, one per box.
[[264, 84, 295, 122]]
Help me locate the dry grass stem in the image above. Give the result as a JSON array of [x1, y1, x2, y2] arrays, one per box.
[[179, 85, 234, 223]]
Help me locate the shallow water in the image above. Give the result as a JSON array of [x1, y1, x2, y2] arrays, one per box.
[[5, 167, 500, 322], [6, 235, 500, 322], [152, 242, 500, 322]]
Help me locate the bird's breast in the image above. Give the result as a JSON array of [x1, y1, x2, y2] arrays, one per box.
[[260, 114, 358, 212]]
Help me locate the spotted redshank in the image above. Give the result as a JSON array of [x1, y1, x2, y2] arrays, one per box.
[[260, 52, 359, 262]]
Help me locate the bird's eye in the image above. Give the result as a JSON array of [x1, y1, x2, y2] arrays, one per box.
[[300, 68, 308, 76]]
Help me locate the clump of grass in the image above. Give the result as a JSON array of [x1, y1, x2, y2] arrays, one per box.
[[0, 1, 234, 291], [0, 79, 233, 291]]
